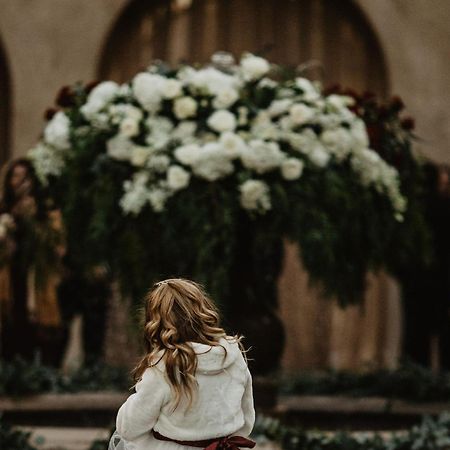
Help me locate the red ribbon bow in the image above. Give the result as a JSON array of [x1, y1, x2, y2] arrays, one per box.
[[153, 430, 256, 450]]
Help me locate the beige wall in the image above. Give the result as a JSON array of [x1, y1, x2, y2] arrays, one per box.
[[0, 0, 448, 162]]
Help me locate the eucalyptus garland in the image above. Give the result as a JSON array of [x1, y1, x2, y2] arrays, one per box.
[[254, 413, 450, 450], [27, 53, 426, 308]]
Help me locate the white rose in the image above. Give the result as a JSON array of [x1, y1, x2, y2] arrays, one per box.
[[213, 87, 239, 109], [106, 135, 134, 161], [174, 143, 201, 166], [309, 144, 330, 168], [28, 142, 66, 184], [268, 99, 293, 117], [240, 54, 271, 80], [162, 78, 183, 99], [119, 117, 140, 137], [207, 110, 237, 133], [44, 111, 71, 149], [287, 129, 318, 154], [295, 78, 320, 101], [167, 165, 190, 191], [132, 72, 165, 113], [81, 81, 119, 120], [130, 146, 152, 167], [173, 96, 197, 119], [281, 158, 304, 180], [239, 179, 271, 212], [219, 132, 246, 159], [289, 103, 315, 125]]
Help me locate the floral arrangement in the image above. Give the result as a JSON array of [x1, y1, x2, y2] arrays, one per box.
[[27, 53, 424, 307]]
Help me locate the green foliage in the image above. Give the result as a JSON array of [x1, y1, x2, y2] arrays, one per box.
[[0, 418, 38, 450], [279, 363, 450, 403], [0, 358, 130, 396], [254, 413, 450, 450]]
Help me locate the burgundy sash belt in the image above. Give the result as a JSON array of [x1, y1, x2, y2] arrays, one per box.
[[153, 430, 256, 450]]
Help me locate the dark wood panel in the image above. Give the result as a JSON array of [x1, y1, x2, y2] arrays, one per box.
[[99, 0, 388, 96]]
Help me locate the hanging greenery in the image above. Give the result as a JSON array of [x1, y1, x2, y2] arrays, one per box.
[[27, 53, 427, 308]]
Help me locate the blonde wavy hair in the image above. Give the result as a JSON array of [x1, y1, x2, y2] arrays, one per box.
[[132, 278, 239, 409]]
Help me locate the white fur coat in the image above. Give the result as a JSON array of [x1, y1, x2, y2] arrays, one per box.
[[115, 337, 255, 450]]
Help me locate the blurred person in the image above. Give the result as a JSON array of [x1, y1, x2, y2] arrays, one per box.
[[0, 158, 66, 365], [402, 163, 450, 369], [110, 278, 255, 450]]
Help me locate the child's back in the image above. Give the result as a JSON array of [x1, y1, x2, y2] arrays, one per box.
[[112, 279, 255, 450]]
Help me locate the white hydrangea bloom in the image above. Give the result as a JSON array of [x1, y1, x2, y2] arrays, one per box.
[[321, 128, 353, 162], [289, 103, 315, 125], [239, 179, 271, 212], [28, 142, 66, 185], [132, 72, 166, 113], [287, 129, 319, 154], [172, 121, 197, 143], [351, 119, 370, 150], [130, 146, 153, 167], [147, 154, 170, 173], [119, 172, 150, 215], [173, 96, 198, 119], [167, 165, 190, 191], [308, 143, 331, 168], [147, 186, 170, 213], [81, 81, 119, 120], [106, 135, 134, 161], [213, 87, 239, 109], [174, 143, 202, 166], [192, 142, 234, 181], [240, 54, 271, 81], [240, 139, 286, 174], [268, 99, 293, 117], [295, 78, 320, 101], [183, 67, 240, 97], [119, 117, 140, 137], [281, 158, 304, 180], [207, 110, 237, 133], [44, 112, 71, 149], [108, 104, 143, 125]]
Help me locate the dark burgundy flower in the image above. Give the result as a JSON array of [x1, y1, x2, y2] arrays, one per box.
[[389, 95, 404, 112], [44, 107, 58, 121], [401, 117, 415, 131], [323, 83, 341, 96], [367, 124, 382, 150], [56, 85, 76, 108]]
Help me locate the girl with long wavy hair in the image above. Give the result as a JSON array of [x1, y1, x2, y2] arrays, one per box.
[[111, 278, 255, 450]]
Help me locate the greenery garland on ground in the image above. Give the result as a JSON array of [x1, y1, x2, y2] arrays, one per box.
[[3, 359, 450, 405], [0, 358, 129, 396], [27, 52, 427, 310], [0, 419, 39, 450], [254, 413, 450, 450], [279, 363, 450, 403]]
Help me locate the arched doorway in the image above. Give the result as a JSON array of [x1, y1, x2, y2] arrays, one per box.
[[100, 0, 396, 371], [100, 0, 388, 95], [0, 38, 10, 164]]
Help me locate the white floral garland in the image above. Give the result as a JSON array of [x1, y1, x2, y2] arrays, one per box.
[[29, 53, 406, 220]]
